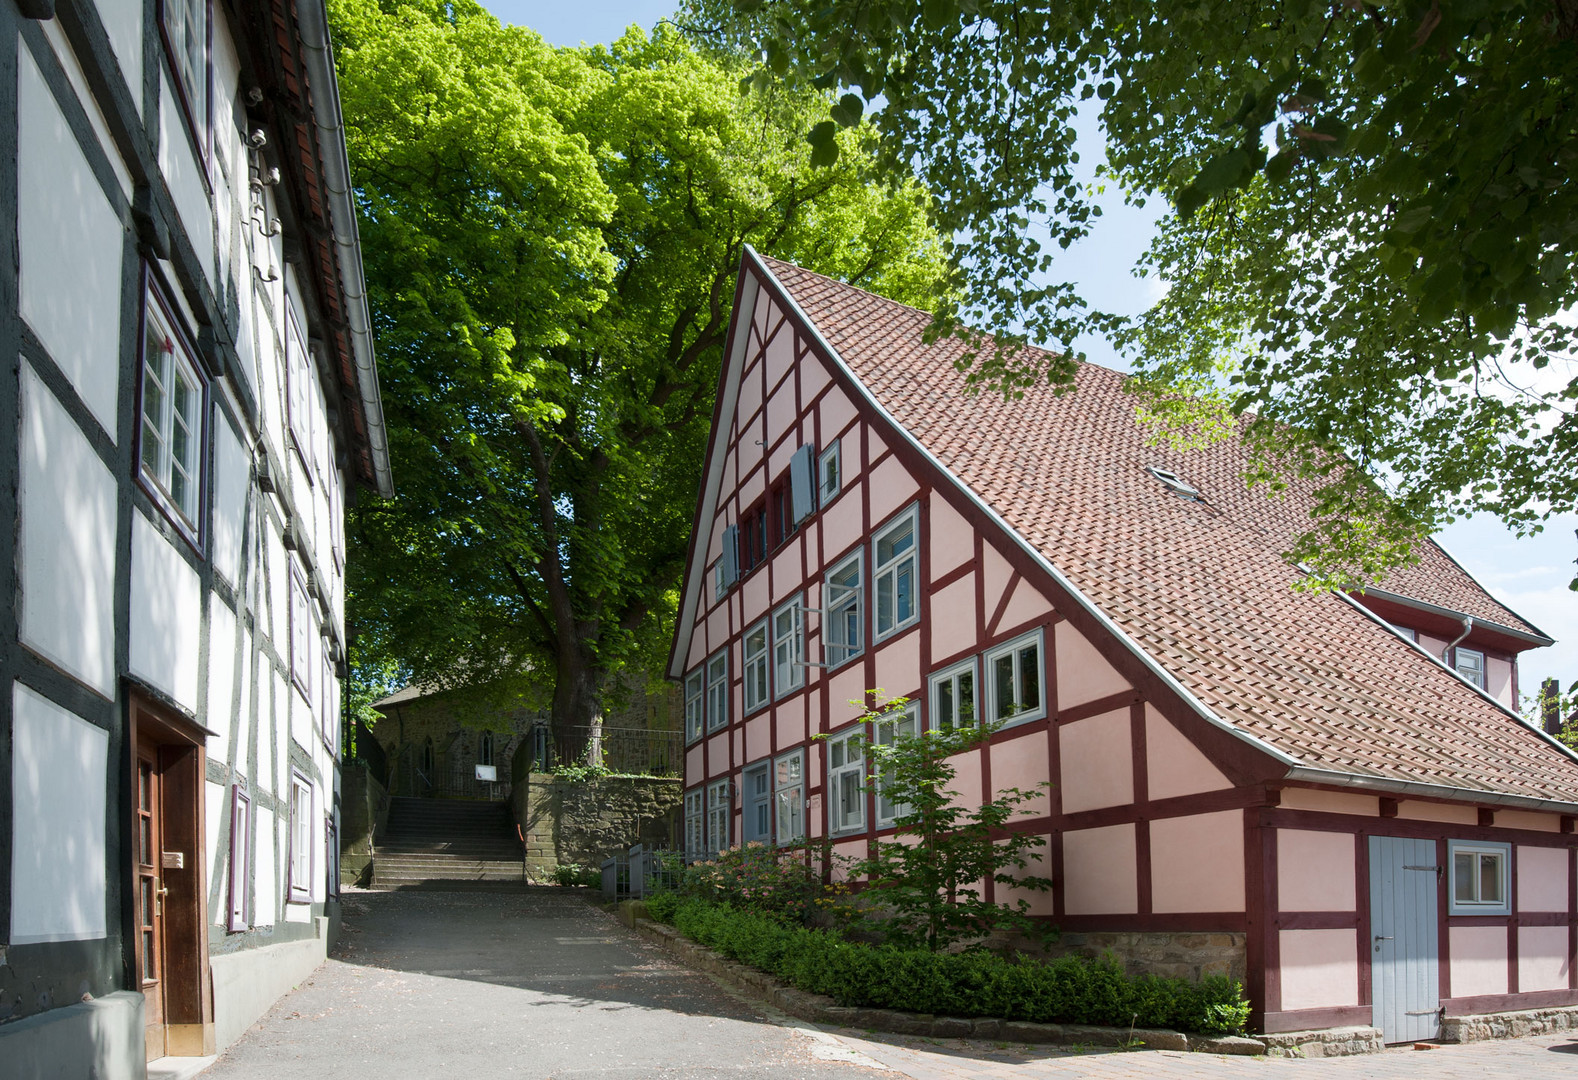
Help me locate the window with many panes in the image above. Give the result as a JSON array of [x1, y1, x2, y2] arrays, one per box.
[[742, 763, 772, 843], [286, 304, 315, 482], [287, 771, 313, 903], [706, 779, 731, 855], [160, 0, 208, 151], [828, 727, 865, 834], [743, 621, 769, 713], [818, 440, 841, 504], [773, 597, 804, 697], [320, 650, 337, 755], [739, 502, 767, 573], [771, 477, 795, 547], [1449, 841, 1510, 914], [684, 788, 704, 861], [873, 507, 919, 640], [985, 628, 1044, 726], [139, 285, 205, 537], [705, 651, 729, 731], [684, 668, 704, 742], [825, 552, 862, 668], [290, 565, 314, 702], [875, 703, 919, 826], [929, 659, 977, 732], [775, 749, 805, 844], [1454, 648, 1486, 689]]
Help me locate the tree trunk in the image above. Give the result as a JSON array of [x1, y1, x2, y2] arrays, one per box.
[[550, 647, 604, 765]]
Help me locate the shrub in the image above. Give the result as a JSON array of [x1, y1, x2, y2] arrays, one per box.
[[654, 897, 1248, 1035], [552, 863, 602, 888], [680, 843, 852, 926]]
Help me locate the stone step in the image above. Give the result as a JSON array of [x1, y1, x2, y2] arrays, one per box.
[[374, 857, 523, 872]]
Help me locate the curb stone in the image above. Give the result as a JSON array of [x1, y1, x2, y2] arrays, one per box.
[[630, 917, 1268, 1056]]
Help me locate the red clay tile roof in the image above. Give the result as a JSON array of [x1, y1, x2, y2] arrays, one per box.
[[759, 255, 1578, 807]]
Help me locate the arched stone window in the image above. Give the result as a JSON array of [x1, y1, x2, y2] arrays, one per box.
[[478, 730, 494, 768]]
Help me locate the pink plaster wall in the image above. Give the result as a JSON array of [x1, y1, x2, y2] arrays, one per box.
[[1062, 823, 1138, 914], [946, 750, 983, 810], [997, 834, 1055, 916], [801, 347, 830, 400], [1145, 705, 1230, 801], [1449, 925, 1509, 998], [770, 535, 803, 606], [764, 332, 796, 418], [1278, 789, 1380, 817], [707, 732, 730, 780], [686, 744, 703, 779], [929, 573, 978, 664], [831, 839, 865, 880], [1518, 925, 1571, 993], [1486, 656, 1513, 707], [818, 394, 858, 464], [1054, 622, 1130, 709], [1059, 708, 1133, 813], [981, 544, 1013, 627], [827, 662, 868, 728], [1498, 810, 1561, 833], [776, 695, 807, 753], [990, 735, 1051, 820], [1151, 810, 1246, 913], [737, 356, 762, 423], [1397, 800, 1477, 825], [996, 579, 1052, 635], [1518, 845, 1570, 912], [866, 455, 918, 528], [745, 715, 770, 763], [1278, 929, 1359, 1010], [929, 491, 974, 578], [820, 478, 865, 561], [873, 627, 922, 701], [1277, 829, 1357, 912]]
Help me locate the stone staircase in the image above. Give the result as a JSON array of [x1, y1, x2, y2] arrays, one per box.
[[371, 797, 526, 890]]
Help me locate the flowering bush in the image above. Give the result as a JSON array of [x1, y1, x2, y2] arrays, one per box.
[[680, 843, 850, 926]]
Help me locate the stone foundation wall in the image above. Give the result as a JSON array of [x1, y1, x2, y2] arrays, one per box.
[[1017, 930, 1247, 985], [339, 763, 388, 887], [1441, 1004, 1578, 1043], [510, 773, 682, 875]]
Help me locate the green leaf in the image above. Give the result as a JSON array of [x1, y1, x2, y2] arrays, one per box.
[[1392, 205, 1432, 234], [1175, 184, 1208, 219], [1194, 148, 1250, 195], [830, 92, 865, 126]]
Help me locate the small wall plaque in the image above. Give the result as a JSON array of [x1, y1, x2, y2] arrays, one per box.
[[162, 852, 185, 870]]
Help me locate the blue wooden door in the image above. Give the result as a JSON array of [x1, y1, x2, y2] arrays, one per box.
[[1369, 836, 1441, 1043]]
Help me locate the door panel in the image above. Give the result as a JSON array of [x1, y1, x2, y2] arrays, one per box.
[[136, 749, 167, 1061], [1369, 835, 1441, 1043]]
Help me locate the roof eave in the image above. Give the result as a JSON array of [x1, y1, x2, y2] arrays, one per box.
[[1353, 585, 1554, 649], [1283, 766, 1578, 816]]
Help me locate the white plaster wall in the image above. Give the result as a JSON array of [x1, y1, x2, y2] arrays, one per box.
[[39, 20, 132, 201], [273, 671, 289, 793], [234, 630, 253, 779], [17, 45, 124, 440], [18, 364, 118, 697], [10, 682, 108, 944], [157, 75, 214, 284], [90, 0, 142, 111], [207, 599, 238, 766], [266, 522, 288, 648], [204, 779, 225, 925], [212, 417, 251, 589], [128, 512, 203, 711], [291, 685, 313, 753], [254, 806, 276, 927]]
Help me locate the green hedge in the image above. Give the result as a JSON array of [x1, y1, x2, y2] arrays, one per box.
[[647, 895, 1249, 1035]]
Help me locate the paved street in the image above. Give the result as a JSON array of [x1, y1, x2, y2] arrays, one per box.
[[203, 888, 1578, 1079]]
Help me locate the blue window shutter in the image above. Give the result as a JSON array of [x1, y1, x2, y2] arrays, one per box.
[[722, 524, 740, 586], [790, 444, 815, 522]]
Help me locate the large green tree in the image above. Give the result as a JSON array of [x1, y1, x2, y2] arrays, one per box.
[[332, 0, 945, 752], [686, 0, 1578, 588]]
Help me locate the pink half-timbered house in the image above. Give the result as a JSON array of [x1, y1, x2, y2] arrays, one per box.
[[667, 249, 1578, 1043]]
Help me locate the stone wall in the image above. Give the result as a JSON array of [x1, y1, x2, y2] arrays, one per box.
[[1441, 1004, 1578, 1043], [339, 763, 387, 887], [1016, 930, 1247, 985], [511, 773, 682, 875]]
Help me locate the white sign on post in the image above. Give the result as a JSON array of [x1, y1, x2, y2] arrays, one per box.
[[475, 764, 497, 782]]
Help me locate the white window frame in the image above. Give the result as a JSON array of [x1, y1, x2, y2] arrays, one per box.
[[875, 702, 920, 827], [320, 648, 337, 755], [773, 597, 805, 698], [818, 440, 841, 505], [872, 505, 920, 641], [774, 749, 806, 845], [329, 465, 344, 574], [1454, 647, 1487, 689], [159, 0, 209, 158], [1449, 840, 1511, 915], [928, 658, 979, 733], [706, 779, 731, 856], [742, 761, 772, 844], [684, 667, 704, 743], [714, 561, 727, 602], [139, 284, 206, 538], [684, 788, 704, 862], [824, 551, 863, 669], [286, 305, 315, 484], [289, 565, 313, 702], [226, 784, 251, 931], [1394, 626, 1418, 643], [705, 650, 729, 732], [286, 771, 313, 904], [984, 627, 1046, 727], [827, 726, 866, 835], [743, 620, 770, 714]]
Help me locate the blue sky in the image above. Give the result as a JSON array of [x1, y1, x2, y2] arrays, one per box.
[[480, 1, 1577, 699]]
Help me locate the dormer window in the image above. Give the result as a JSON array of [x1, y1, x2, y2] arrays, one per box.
[[1454, 648, 1486, 689], [1146, 465, 1201, 500]]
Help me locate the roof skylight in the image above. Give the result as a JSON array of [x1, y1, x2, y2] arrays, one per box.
[[1146, 466, 1202, 501]]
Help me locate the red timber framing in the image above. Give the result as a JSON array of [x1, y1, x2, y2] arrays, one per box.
[[669, 252, 1578, 1037]]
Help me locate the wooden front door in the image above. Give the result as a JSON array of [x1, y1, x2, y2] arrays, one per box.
[[135, 746, 167, 1060], [130, 692, 214, 1060]]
